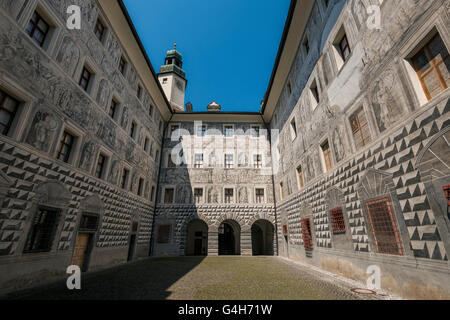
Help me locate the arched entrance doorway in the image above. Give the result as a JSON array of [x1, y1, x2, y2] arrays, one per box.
[[251, 219, 274, 255], [185, 219, 208, 256], [218, 220, 240, 255]]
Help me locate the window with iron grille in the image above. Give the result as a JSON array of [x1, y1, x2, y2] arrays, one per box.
[[164, 188, 174, 204], [194, 154, 203, 168], [321, 140, 332, 172], [79, 67, 91, 91], [301, 218, 313, 250], [254, 154, 262, 168], [94, 18, 105, 41], [194, 188, 203, 203], [0, 90, 19, 136], [157, 224, 171, 243], [411, 33, 449, 100], [23, 208, 59, 253], [330, 207, 346, 234], [366, 197, 403, 255], [56, 131, 74, 163], [26, 11, 49, 47], [255, 188, 264, 203], [350, 107, 371, 149], [224, 188, 234, 203], [224, 154, 233, 168], [443, 185, 450, 220], [339, 33, 351, 62], [79, 213, 99, 232], [282, 224, 288, 236]]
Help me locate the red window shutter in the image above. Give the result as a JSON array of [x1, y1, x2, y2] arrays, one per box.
[[301, 218, 313, 250], [330, 207, 346, 234]]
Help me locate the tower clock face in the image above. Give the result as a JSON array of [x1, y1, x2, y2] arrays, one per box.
[[175, 78, 184, 91]]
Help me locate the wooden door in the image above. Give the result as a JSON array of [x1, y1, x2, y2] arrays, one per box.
[[72, 233, 90, 269]]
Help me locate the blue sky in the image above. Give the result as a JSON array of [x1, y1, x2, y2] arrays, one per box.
[[123, 0, 291, 112]]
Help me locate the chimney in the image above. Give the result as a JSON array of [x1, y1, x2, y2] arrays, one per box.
[[207, 101, 221, 112], [185, 102, 193, 112]]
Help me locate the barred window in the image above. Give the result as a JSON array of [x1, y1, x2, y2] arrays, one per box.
[[26, 11, 49, 47], [157, 225, 171, 244], [330, 207, 346, 234], [23, 208, 59, 253], [301, 218, 313, 250], [366, 197, 403, 255], [411, 33, 449, 100], [0, 90, 19, 136], [350, 107, 371, 149], [338, 33, 351, 62]]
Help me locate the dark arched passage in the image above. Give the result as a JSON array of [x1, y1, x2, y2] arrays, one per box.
[[251, 219, 275, 255], [218, 219, 241, 255]]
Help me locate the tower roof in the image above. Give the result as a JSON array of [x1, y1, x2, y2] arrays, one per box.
[[158, 43, 186, 79]]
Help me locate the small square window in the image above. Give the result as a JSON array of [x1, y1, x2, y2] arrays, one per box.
[[26, 11, 50, 47]]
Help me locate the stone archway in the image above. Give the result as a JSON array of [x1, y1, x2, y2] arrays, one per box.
[[185, 219, 208, 256], [218, 219, 241, 255], [251, 219, 275, 256]]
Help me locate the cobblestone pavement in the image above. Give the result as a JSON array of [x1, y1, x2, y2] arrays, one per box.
[[7, 256, 391, 300]]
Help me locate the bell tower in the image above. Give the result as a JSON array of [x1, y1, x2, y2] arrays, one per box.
[[158, 42, 187, 111]]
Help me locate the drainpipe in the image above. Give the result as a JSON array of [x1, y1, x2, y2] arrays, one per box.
[[149, 113, 174, 256], [260, 114, 279, 256]]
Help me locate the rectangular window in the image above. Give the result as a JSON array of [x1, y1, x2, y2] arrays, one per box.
[[164, 188, 174, 204], [366, 197, 403, 255], [443, 185, 450, 220], [290, 118, 297, 140], [194, 154, 203, 168], [338, 33, 351, 62], [119, 56, 126, 75], [224, 125, 234, 137], [149, 105, 154, 117], [26, 11, 49, 47], [321, 140, 333, 172], [254, 154, 263, 169], [95, 153, 106, 179], [287, 81, 292, 95], [23, 208, 59, 253], [0, 90, 19, 136], [157, 224, 171, 244], [121, 168, 129, 189], [79, 67, 91, 91], [280, 182, 285, 201], [411, 33, 449, 100], [130, 121, 136, 138], [162, 78, 168, 84], [330, 207, 346, 234], [167, 153, 176, 168], [224, 154, 233, 168], [109, 99, 118, 119], [56, 131, 75, 163], [350, 107, 371, 149], [255, 188, 265, 203], [150, 186, 155, 202], [251, 125, 260, 138], [94, 18, 105, 42], [138, 178, 144, 196], [137, 85, 142, 100], [297, 166, 304, 189], [78, 213, 99, 232], [301, 218, 313, 250], [194, 188, 203, 203], [311, 81, 320, 104], [303, 37, 309, 54], [144, 137, 149, 152], [197, 125, 207, 137], [282, 225, 288, 236], [224, 188, 234, 203]]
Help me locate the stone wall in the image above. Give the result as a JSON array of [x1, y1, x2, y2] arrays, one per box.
[[0, 0, 164, 293], [272, 0, 450, 297]]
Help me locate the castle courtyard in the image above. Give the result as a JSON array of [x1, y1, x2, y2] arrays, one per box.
[[6, 256, 391, 300]]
